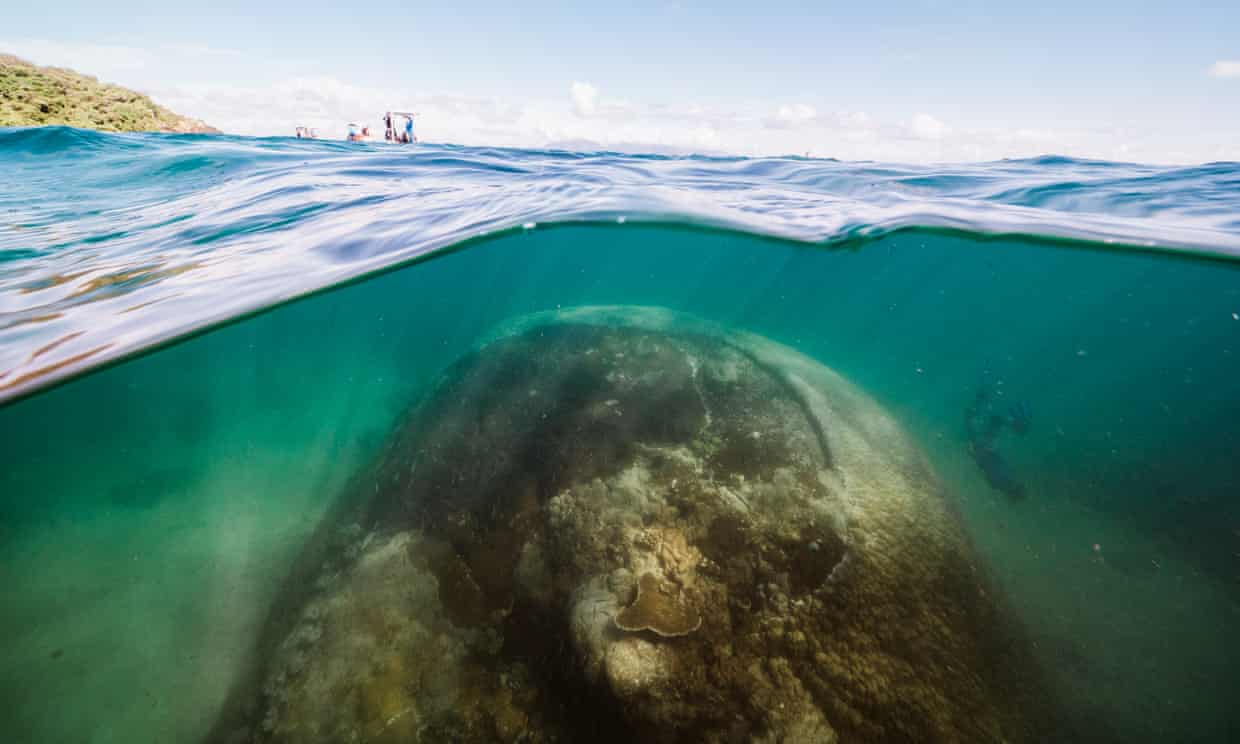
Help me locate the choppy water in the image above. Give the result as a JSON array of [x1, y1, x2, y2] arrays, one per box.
[[1, 127, 1239, 743]]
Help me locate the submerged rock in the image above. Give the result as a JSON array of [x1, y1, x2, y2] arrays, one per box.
[[216, 306, 1051, 744]]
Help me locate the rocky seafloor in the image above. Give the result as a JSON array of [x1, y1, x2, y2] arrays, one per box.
[[212, 306, 1052, 744]]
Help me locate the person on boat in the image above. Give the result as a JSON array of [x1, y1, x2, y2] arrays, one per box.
[[404, 115, 415, 144], [346, 122, 360, 142]]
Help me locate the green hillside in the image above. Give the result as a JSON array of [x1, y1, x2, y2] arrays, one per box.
[[0, 53, 216, 133]]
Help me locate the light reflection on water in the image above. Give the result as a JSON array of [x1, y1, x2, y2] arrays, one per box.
[[3, 127, 1239, 401]]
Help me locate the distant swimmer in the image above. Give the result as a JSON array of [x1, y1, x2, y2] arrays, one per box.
[[964, 373, 1031, 500]]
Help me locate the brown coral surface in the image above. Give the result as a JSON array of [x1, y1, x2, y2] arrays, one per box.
[[213, 306, 1051, 744], [614, 573, 703, 637]]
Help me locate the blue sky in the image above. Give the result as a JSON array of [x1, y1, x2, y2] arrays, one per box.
[[4, 1, 1238, 162]]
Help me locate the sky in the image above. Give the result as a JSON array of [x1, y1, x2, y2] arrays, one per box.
[[3, 1, 1239, 163]]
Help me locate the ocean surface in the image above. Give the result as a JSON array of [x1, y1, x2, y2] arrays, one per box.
[[1, 127, 1239, 743]]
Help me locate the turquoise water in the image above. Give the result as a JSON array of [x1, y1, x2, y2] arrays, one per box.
[[2, 129, 1239, 742]]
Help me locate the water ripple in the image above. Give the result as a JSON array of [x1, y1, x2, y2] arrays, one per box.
[[1, 126, 1238, 402]]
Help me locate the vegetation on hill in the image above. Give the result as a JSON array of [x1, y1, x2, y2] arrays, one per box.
[[0, 53, 216, 133]]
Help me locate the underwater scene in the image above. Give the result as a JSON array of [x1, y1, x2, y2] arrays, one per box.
[[2, 128, 1239, 743]]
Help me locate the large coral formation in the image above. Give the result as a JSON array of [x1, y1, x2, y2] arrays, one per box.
[[215, 306, 1049, 744]]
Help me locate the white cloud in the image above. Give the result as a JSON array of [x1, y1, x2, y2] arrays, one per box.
[[1, 38, 152, 74], [1, 38, 248, 83], [771, 103, 818, 127], [4, 38, 1238, 164], [149, 76, 1237, 163], [834, 111, 872, 129], [571, 81, 599, 116], [1208, 60, 1240, 78], [909, 113, 948, 141]]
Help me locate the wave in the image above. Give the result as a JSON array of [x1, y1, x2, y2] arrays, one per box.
[[1, 126, 1239, 402]]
